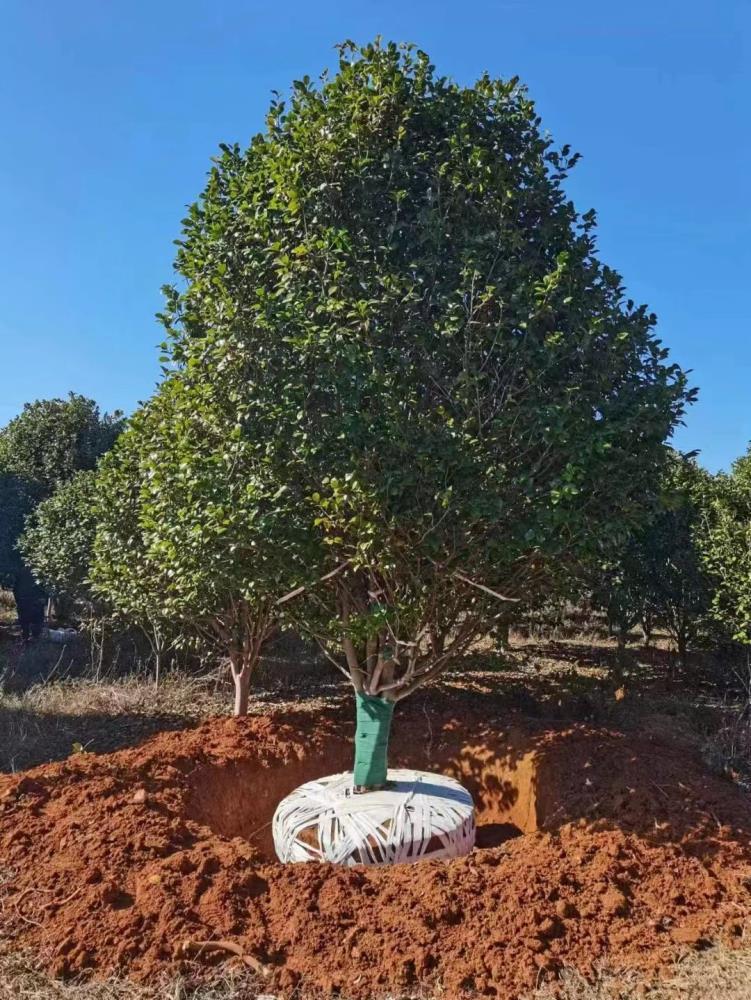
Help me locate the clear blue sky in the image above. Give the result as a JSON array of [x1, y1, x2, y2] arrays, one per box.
[[1, 1, 748, 471]]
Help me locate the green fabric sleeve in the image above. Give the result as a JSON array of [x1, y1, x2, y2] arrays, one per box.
[[353, 692, 394, 789]]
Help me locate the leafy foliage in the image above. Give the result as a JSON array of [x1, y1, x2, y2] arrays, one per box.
[[701, 448, 751, 644], [0, 394, 123, 496], [90, 376, 321, 713], [158, 39, 692, 706], [592, 453, 716, 663], [0, 394, 123, 593], [638, 455, 716, 661], [0, 472, 36, 585], [19, 470, 98, 601]]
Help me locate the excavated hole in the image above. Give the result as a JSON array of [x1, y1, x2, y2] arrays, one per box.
[[185, 731, 543, 862]]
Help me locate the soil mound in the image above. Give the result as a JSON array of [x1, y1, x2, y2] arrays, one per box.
[[1, 704, 750, 998]]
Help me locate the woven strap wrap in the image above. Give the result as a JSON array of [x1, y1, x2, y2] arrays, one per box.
[[272, 769, 476, 865], [354, 693, 394, 788]]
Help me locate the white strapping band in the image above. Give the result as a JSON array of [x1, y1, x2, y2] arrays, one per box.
[[272, 769, 475, 866]]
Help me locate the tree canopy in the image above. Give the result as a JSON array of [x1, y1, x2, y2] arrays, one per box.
[[592, 451, 715, 665], [0, 472, 36, 586], [156, 40, 692, 716], [91, 375, 321, 712], [701, 448, 751, 645], [20, 469, 98, 602], [0, 394, 123, 588], [0, 393, 123, 497]]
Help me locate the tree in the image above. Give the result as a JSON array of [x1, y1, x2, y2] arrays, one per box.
[[156, 40, 692, 785], [701, 449, 751, 645], [0, 393, 124, 615], [591, 453, 715, 669], [19, 470, 98, 604], [591, 558, 645, 656], [0, 394, 123, 496], [638, 454, 715, 668], [90, 377, 319, 711]]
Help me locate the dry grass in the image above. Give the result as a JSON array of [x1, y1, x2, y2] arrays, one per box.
[[0, 672, 228, 772], [9, 672, 231, 719], [0, 591, 15, 626], [2, 941, 751, 1000], [0, 665, 345, 772], [530, 947, 751, 999], [0, 941, 257, 1000]]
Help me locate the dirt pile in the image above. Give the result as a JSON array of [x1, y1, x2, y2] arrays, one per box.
[[1, 704, 750, 998]]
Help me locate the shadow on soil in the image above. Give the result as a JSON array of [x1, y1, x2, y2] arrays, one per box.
[[0, 705, 197, 773]]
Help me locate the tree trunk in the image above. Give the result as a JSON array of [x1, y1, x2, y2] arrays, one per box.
[[233, 666, 251, 716], [353, 692, 394, 791], [677, 632, 688, 672], [641, 614, 653, 648], [497, 620, 511, 650]]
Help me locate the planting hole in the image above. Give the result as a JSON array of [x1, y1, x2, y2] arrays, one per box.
[[184, 731, 542, 862]]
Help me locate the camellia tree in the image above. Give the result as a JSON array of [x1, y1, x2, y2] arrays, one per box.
[[701, 448, 751, 646], [90, 376, 321, 712], [0, 394, 123, 496], [0, 395, 124, 626], [19, 469, 99, 605], [592, 452, 715, 667], [154, 40, 691, 786], [638, 454, 716, 666]]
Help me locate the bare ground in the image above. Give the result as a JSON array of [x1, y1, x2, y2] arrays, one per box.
[[1, 630, 750, 998]]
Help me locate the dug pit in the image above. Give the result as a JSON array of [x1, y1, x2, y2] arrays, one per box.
[[182, 723, 539, 861], [1, 703, 750, 999]]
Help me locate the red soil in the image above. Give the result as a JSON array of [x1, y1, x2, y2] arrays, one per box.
[[1, 703, 750, 998]]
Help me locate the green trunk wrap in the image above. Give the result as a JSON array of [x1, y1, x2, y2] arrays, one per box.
[[353, 692, 394, 788]]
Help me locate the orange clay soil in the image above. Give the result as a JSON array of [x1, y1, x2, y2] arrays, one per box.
[[1, 701, 750, 999]]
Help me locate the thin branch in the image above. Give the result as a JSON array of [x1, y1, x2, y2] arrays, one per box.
[[452, 571, 521, 603], [275, 561, 351, 606]]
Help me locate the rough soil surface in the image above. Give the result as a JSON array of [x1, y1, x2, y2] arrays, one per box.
[[1, 702, 750, 999]]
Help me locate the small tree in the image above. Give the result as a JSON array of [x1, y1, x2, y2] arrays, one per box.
[[20, 470, 98, 605], [591, 558, 645, 656], [0, 394, 123, 496], [91, 377, 319, 711], [591, 453, 715, 669], [159, 41, 692, 787], [701, 449, 751, 646], [638, 455, 715, 668], [0, 393, 123, 622]]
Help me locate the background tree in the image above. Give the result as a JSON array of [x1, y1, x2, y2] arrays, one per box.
[[158, 40, 693, 787], [19, 470, 98, 605], [0, 472, 36, 586], [591, 452, 715, 670], [91, 376, 320, 710], [701, 448, 751, 645], [0, 394, 123, 618], [0, 394, 123, 497], [638, 454, 715, 668], [591, 557, 646, 657]]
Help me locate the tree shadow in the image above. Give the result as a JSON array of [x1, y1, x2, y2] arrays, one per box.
[[389, 699, 751, 864], [0, 704, 198, 772]]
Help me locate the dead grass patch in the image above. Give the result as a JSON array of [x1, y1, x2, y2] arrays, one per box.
[[530, 946, 751, 999], [0, 669, 344, 772], [2, 942, 751, 1000], [0, 941, 254, 1000]]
